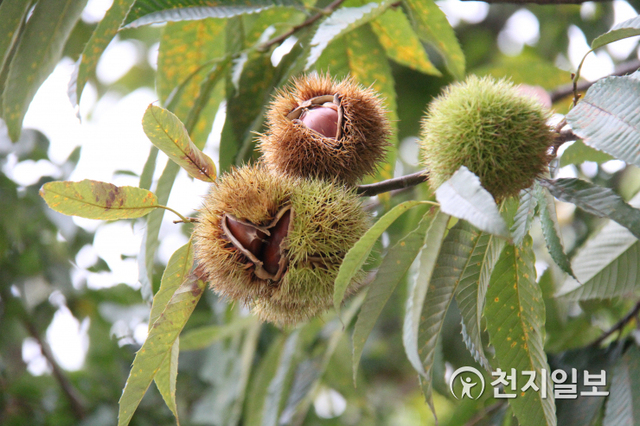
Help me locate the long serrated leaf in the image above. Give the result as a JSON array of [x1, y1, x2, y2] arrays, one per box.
[[402, 0, 465, 80], [559, 140, 613, 167], [142, 105, 217, 182], [370, 8, 440, 76], [305, 0, 393, 70], [352, 209, 436, 383], [603, 345, 640, 426], [40, 180, 158, 220], [124, 0, 303, 27], [334, 200, 429, 317], [227, 321, 262, 425], [138, 161, 181, 303], [485, 237, 556, 426], [0, 0, 32, 74], [3, 0, 87, 141], [220, 49, 274, 171], [118, 275, 205, 426], [511, 187, 538, 246], [456, 229, 504, 371], [262, 331, 300, 426], [566, 72, 640, 168], [179, 316, 257, 350], [155, 339, 180, 425], [592, 16, 640, 50], [419, 220, 481, 415], [72, 0, 137, 106], [139, 146, 159, 190], [556, 190, 640, 300], [436, 166, 510, 238], [540, 178, 640, 240], [536, 184, 575, 278], [402, 211, 449, 377]]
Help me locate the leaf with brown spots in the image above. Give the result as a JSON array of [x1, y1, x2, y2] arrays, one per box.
[[118, 273, 205, 426], [485, 236, 556, 426], [142, 105, 217, 182], [40, 179, 158, 220]]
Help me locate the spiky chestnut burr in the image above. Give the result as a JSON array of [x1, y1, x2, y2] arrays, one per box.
[[192, 164, 370, 325], [419, 75, 554, 200], [258, 74, 391, 185]]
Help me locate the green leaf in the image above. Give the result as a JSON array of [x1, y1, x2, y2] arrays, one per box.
[[603, 345, 640, 426], [403, 211, 449, 377], [334, 200, 429, 317], [417, 219, 480, 415], [402, 0, 465, 80], [124, 0, 303, 27], [559, 140, 614, 167], [566, 72, 640, 168], [142, 105, 217, 182], [158, 19, 227, 148], [262, 331, 300, 426], [540, 178, 640, 240], [435, 166, 510, 238], [556, 193, 640, 300], [370, 8, 441, 76], [220, 49, 274, 171], [2, 0, 88, 141], [139, 146, 159, 190], [72, 0, 137, 106], [138, 161, 181, 303], [511, 187, 538, 247], [592, 16, 640, 50], [485, 237, 556, 426], [304, 0, 393, 70], [40, 180, 158, 220], [154, 339, 180, 425], [0, 0, 32, 75], [536, 184, 575, 278], [118, 275, 205, 426], [455, 229, 504, 371], [148, 240, 193, 424], [179, 316, 257, 350], [352, 210, 437, 383]]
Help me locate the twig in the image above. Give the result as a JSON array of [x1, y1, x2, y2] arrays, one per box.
[[591, 300, 640, 347], [356, 170, 429, 197], [259, 0, 347, 51], [550, 59, 640, 103], [21, 312, 86, 419], [551, 129, 579, 156]]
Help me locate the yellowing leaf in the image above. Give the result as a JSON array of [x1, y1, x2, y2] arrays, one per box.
[[371, 9, 440, 76], [142, 105, 217, 182], [40, 180, 158, 220]]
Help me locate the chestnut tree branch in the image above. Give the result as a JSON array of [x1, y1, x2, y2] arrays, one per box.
[[591, 300, 640, 347], [259, 0, 348, 51], [550, 59, 640, 103], [357, 170, 429, 197]]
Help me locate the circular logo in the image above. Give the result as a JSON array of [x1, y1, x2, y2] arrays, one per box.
[[449, 366, 485, 400]]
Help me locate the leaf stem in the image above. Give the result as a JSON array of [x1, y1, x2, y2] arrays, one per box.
[[591, 300, 640, 347], [155, 205, 191, 223]]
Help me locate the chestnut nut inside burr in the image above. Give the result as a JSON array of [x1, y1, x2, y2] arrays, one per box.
[[221, 207, 292, 282], [286, 94, 343, 140]]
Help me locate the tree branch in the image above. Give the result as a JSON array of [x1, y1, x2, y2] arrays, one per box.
[[259, 0, 347, 51], [357, 170, 429, 197], [462, 0, 611, 4], [591, 300, 640, 347], [550, 59, 640, 103], [20, 311, 86, 419]]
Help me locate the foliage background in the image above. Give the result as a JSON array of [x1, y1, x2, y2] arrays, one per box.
[[3, 0, 640, 425]]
